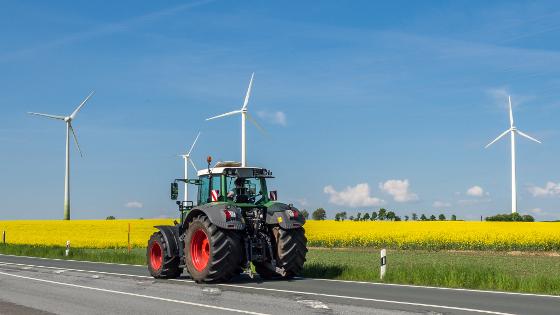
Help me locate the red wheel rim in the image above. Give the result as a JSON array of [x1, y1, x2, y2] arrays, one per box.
[[191, 229, 210, 272], [150, 242, 163, 270]]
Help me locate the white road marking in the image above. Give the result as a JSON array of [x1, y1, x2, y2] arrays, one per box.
[[296, 277, 560, 299], [0, 270, 268, 315], [0, 253, 143, 267], [2, 254, 558, 299], [219, 284, 516, 315], [0, 261, 157, 280], [297, 300, 330, 310]]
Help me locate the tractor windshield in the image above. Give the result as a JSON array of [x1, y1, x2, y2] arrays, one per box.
[[226, 176, 267, 204]]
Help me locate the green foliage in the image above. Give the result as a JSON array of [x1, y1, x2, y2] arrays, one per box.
[[304, 248, 560, 295], [404, 215, 409, 221], [371, 211, 377, 221], [486, 213, 535, 222], [420, 214, 427, 221], [412, 213, 418, 221], [106, 216, 116, 220], [451, 214, 457, 221], [378, 208, 387, 220], [300, 209, 310, 220], [430, 215, 437, 221], [439, 214, 446, 221], [362, 213, 371, 221], [312, 208, 327, 220]]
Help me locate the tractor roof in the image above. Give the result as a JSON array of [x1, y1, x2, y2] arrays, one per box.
[[197, 161, 273, 178]]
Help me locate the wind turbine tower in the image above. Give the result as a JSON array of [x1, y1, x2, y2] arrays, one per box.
[[28, 91, 95, 220], [179, 132, 201, 202], [485, 96, 541, 213], [206, 73, 265, 167]]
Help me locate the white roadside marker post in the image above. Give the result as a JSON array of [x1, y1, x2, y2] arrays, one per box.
[[380, 249, 387, 280], [65, 240, 70, 256]]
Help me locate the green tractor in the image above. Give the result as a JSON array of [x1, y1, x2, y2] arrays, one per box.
[[147, 158, 307, 283]]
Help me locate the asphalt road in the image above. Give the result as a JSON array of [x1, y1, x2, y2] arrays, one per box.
[[0, 254, 558, 315]]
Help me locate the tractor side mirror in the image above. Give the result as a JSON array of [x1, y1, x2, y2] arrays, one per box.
[[170, 182, 179, 200]]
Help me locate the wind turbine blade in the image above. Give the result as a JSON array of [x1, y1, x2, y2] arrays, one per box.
[[516, 130, 542, 144], [189, 159, 198, 172], [508, 96, 514, 128], [188, 131, 201, 155], [70, 91, 95, 120], [27, 112, 65, 120], [246, 112, 267, 136], [242, 72, 255, 110], [69, 124, 83, 157], [206, 110, 242, 121], [485, 129, 510, 148]]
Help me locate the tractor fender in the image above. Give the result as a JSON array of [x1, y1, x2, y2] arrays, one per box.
[[183, 204, 245, 231], [154, 225, 181, 258], [266, 202, 306, 229]]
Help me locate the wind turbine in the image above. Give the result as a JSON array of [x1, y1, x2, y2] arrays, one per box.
[[206, 73, 265, 167], [485, 96, 541, 213], [28, 91, 95, 220], [179, 132, 201, 202]]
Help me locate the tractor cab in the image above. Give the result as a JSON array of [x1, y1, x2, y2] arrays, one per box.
[[196, 161, 275, 206]]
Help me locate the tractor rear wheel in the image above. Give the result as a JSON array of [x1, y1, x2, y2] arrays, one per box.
[[147, 232, 182, 278], [185, 215, 243, 283], [255, 226, 307, 279]]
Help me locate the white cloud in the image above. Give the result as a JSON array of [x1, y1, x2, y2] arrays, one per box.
[[528, 182, 560, 197], [466, 185, 486, 197], [433, 201, 451, 208], [530, 208, 543, 214], [379, 179, 419, 203], [324, 183, 385, 207], [125, 201, 143, 208], [257, 111, 287, 126]]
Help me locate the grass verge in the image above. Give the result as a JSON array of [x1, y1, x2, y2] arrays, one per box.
[[1, 244, 558, 295]]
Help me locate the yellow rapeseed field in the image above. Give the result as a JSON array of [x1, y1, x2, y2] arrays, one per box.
[[0, 219, 559, 251]]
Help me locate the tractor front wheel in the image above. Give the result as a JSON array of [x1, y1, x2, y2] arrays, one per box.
[[147, 232, 182, 278], [185, 215, 243, 283]]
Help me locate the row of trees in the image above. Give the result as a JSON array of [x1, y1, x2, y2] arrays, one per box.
[[485, 213, 534, 222], [307, 208, 457, 221]]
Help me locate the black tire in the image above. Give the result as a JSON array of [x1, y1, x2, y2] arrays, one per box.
[[147, 232, 182, 279], [255, 226, 307, 279], [185, 215, 243, 283]]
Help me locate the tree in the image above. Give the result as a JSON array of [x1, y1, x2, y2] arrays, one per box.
[[312, 208, 327, 220], [300, 209, 310, 220], [394, 216, 402, 221], [386, 211, 396, 221], [522, 214, 535, 222], [349, 215, 354, 221], [378, 208, 387, 221], [334, 213, 341, 221], [356, 212, 362, 221], [340, 211, 347, 221], [430, 214, 437, 221], [438, 214, 446, 221], [404, 215, 409, 221], [371, 211, 378, 221], [106, 216, 116, 220], [451, 214, 457, 221], [363, 213, 371, 221], [412, 213, 418, 221], [420, 214, 427, 221]]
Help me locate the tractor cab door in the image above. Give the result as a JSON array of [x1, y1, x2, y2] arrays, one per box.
[[197, 175, 222, 205]]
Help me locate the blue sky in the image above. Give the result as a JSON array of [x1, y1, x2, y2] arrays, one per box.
[[0, 0, 559, 220]]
